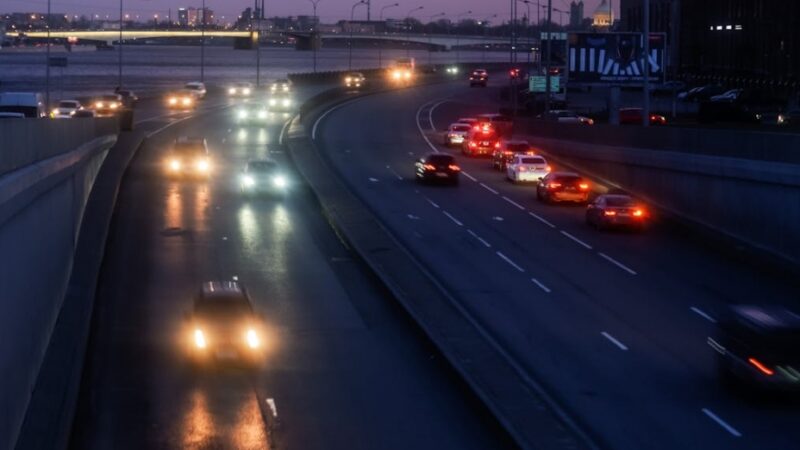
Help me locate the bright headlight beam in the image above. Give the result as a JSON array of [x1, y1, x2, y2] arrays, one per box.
[[246, 329, 260, 348], [194, 329, 207, 348]]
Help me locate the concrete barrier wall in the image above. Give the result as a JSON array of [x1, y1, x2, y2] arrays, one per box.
[[0, 118, 117, 176], [525, 129, 800, 265], [0, 120, 117, 450]]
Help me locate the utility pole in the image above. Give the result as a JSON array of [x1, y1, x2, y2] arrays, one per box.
[[118, 0, 123, 90], [642, 0, 650, 126], [405, 6, 423, 58], [367, 0, 371, 21], [256, 0, 263, 86], [544, 0, 552, 113], [310, 0, 321, 72], [349, 0, 367, 70], [200, 0, 206, 82], [452, 11, 471, 64], [46, 0, 51, 108], [378, 3, 399, 68]]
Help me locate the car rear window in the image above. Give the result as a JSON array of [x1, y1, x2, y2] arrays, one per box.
[[427, 155, 455, 164], [521, 157, 545, 164], [492, 116, 513, 123], [507, 144, 529, 153], [606, 197, 635, 207], [555, 175, 582, 184], [452, 125, 471, 132], [196, 297, 252, 317]]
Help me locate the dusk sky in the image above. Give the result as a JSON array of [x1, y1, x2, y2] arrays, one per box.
[[6, 0, 617, 24]]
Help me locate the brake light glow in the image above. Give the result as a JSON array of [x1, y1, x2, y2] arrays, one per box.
[[423, 164, 436, 171], [604, 210, 617, 216], [748, 357, 774, 376], [546, 165, 552, 172], [579, 183, 589, 190], [495, 142, 501, 148], [548, 182, 561, 189], [469, 141, 477, 147], [633, 209, 644, 217], [518, 166, 526, 171], [448, 164, 461, 171]]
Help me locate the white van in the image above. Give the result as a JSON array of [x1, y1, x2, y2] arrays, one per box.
[[0, 92, 47, 118]]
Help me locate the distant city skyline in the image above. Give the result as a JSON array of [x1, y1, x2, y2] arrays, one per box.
[[3, 0, 618, 24]]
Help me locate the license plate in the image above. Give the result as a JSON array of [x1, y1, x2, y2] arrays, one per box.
[[215, 349, 237, 359], [436, 172, 449, 177], [480, 141, 490, 146]]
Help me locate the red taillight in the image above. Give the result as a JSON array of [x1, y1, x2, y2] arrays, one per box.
[[473, 125, 480, 132], [548, 182, 561, 189], [748, 357, 774, 376], [469, 141, 477, 147], [518, 166, 526, 171], [633, 209, 644, 217], [545, 165, 552, 172], [579, 183, 589, 190], [423, 164, 436, 171], [448, 164, 461, 171], [495, 142, 501, 148], [604, 210, 617, 216]]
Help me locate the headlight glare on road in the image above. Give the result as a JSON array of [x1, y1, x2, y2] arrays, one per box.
[[194, 329, 207, 349], [246, 329, 260, 349], [282, 98, 291, 107]]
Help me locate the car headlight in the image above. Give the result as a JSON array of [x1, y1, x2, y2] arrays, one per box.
[[246, 329, 260, 349], [258, 110, 267, 119], [243, 88, 251, 95], [169, 159, 181, 171], [283, 85, 289, 92], [69, 110, 76, 116], [282, 98, 291, 107], [168, 97, 177, 105], [345, 77, 352, 83], [95, 102, 103, 108], [229, 87, 236, 94], [242, 175, 255, 187], [51, 108, 59, 116], [196, 159, 210, 172], [272, 175, 287, 188], [110, 103, 118, 109], [238, 109, 248, 119], [269, 98, 277, 106], [194, 329, 207, 349]]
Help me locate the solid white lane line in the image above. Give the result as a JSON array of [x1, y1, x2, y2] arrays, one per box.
[[480, 183, 499, 195], [560, 231, 593, 250], [529, 212, 556, 228], [467, 229, 492, 248], [425, 197, 440, 209], [502, 196, 526, 210], [386, 165, 403, 180], [415, 100, 441, 153], [442, 211, 463, 226], [496, 252, 525, 273], [266, 398, 278, 417], [462, 171, 478, 182], [428, 100, 447, 131], [312, 98, 359, 140], [531, 278, 552, 293], [701, 408, 742, 437], [598, 252, 638, 275], [601, 332, 628, 351], [690, 307, 717, 323]]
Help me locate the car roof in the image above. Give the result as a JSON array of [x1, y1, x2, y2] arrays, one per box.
[[549, 171, 580, 177], [728, 305, 800, 331], [176, 136, 206, 144], [199, 281, 246, 298], [504, 140, 530, 145], [598, 194, 633, 201], [59, 99, 80, 104], [449, 122, 471, 127]]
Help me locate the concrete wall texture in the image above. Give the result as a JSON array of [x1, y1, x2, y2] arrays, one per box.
[[524, 122, 800, 265], [0, 120, 117, 450]]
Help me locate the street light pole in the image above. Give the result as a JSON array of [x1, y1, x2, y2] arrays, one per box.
[[427, 13, 444, 66], [45, 1, 51, 109], [200, 0, 206, 82], [309, 0, 321, 72], [479, 15, 497, 63], [118, 0, 123, 90], [643, 0, 650, 126], [544, 0, 552, 113], [378, 3, 399, 68], [452, 11, 471, 64], [405, 6, 424, 58], [349, 0, 367, 70]]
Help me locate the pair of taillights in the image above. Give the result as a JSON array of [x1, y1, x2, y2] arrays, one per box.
[[423, 164, 460, 171], [548, 182, 589, 190], [517, 165, 551, 172], [604, 209, 645, 217], [747, 357, 800, 380]]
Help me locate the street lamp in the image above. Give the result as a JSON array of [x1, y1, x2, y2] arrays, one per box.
[[479, 14, 497, 63], [200, 0, 206, 82], [309, 0, 322, 72], [118, 0, 123, 91], [517, 0, 533, 68], [427, 12, 445, 66], [405, 6, 424, 57], [378, 2, 399, 68], [452, 10, 471, 64], [349, 0, 368, 70]]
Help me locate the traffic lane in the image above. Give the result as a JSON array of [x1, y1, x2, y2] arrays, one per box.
[[429, 98, 799, 314], [315, 88, 800, 449], [71, 102, 509, 449]]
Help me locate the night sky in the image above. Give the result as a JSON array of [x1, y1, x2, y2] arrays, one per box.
[[5, 0, 617, 24]]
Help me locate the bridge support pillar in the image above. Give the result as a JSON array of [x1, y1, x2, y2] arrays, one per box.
[[295, 32, 321, 51]]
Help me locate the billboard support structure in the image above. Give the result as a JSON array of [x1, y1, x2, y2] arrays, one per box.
[[643, 0, 650, 126]]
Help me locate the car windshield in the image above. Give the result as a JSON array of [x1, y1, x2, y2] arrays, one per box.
[[555, 175, 582, 183], [59, 101, 78, 108], [173, 142, 205, 155], [426, 155, 454, 164], [248, 161, 276, 173], [195, 297, 252, 318]]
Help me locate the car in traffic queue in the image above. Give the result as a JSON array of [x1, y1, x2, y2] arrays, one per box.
[[445, 65, 460, 75], [619, 108, 667, 126], [462, 122, 500, 157], [228, 82, 254, 98], [709, 305, 800, 391], [270, 78, 292, 94], [506, 154, 551, 184], [457, 117, 478, 127], [344, 72, 366, 89], [541, 109, 595, 125], [51, 100, 83, 118], [469, 69, 489, 87], [476, 113, 514, 137], [92, 94, 124, 117], [184, 81, 207, 99], [116, 89, 138, 108], [164, 137, 212, 178], [235, 103, 269, 123], [185, 281, 266, 366], [240, 160, 289, 196], [166, 90, 196, 110], [267, 92, 294, 112], [415, 153, 461, 185], [492, 139, 535, 170], [0, 92, 47, 118], [443, 122, 472, 147], [585, 194, 649, 231], [536, 172, 591, 204]]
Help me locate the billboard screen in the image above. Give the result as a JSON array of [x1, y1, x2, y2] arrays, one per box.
[[567, 33, 666, 85]]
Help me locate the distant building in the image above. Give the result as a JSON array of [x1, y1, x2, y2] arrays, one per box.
[[176, 7, 213, 27], [592, 0, 613, 28], [620, 0, 800, 85], [569, 1, 584, 29]]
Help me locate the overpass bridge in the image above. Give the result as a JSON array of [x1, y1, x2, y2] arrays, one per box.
[[23, 29, 520, 51]]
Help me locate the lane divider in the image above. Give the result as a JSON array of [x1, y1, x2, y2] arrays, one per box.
[[598, 252, 637, 276], [480, 183, 499, 195], [690, 307, 717, 323], [467, 229, 492, 248], [601, 332, 629, 351], [560, 231, 593, 250], [531, 278, 552, 293], [442, 211, 464, 226], [502, 196, 526, 210], [701, 408, 742, 438], [497, 251, 525, 273], [529, 211, 556, 229]]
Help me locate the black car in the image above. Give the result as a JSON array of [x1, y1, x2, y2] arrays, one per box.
[[469, 69, 488, 87], [536, 172, 590, 204], [185, 281, 266, 366], [415, 153, 461, 185], [710, 305, 800, 391]]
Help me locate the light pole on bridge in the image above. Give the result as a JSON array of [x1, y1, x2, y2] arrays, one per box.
[[349, 0, 368, 70], [200, 0, 206, 82], [405, 6, 424, 58], [377, 3, 399, 68], [451, 10, 471, 64], [309, 0, 322, 72], [479, 14, 497, 63], [427, 12, 445, 66]]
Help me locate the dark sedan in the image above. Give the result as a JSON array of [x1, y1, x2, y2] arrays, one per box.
[[586, 194, 649, 231], [415, 154, 461, 185], [536, 172, 590, 204]]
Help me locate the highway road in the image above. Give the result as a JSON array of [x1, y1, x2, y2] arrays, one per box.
[[312, 78, 800, 449], [69, 88, 512, 449]]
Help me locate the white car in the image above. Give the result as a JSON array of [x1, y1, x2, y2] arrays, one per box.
[[51, 100, 83, 118], [543, 110, 594, 125], [184, 82, 207, 99], [228, 82, 254, 97], [443, 123, 472, 146], [507, 154, 550, 183], [270, 78, 292, 93]]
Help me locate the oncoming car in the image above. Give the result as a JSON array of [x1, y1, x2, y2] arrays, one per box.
[[536, 172, 590, 204], [267, 93, 293, 112], [92, 94, 123, 117], [240, 160, 289, 196], [184, 81, 207, 99], [166, 90, 195, 109], [415, 153, 461, 185], [542, 110, 595, 125], [165, 137, 212, 178], [344, 72, 366, 88], [185, 281, 266, 366], [270, 78, 292, 94], [445, 65, 459, 75], [443, 122, 472, 147], [506, 154, 550, 183], [586, 194, 649, 230], [228, 82, 254, 97], [235, 103, 269, 123], [51, 100, 83, 118]]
